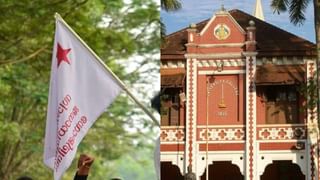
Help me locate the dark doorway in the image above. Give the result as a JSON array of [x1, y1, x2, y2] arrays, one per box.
[[161, 162, 184, 180], [200, 161, 244, 180], [261, 160, 305, 180]]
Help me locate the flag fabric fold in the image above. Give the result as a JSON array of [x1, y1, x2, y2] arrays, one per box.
[[44, 17, 122, 180]]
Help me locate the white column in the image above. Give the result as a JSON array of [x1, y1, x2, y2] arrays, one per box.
[[306, 60, 319, 180], [244, 52, 257, 180], [185, 58, 198, 178]]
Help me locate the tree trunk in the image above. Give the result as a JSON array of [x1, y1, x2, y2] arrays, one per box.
[[314, 0, 320, 126], [314, 1, 320, 179]]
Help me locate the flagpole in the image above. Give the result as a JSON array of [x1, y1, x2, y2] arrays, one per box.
[[54, 13, 160, 127]]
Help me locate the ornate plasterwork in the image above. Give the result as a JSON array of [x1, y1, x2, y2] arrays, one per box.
[[213, 24, 231, 40], [256, 56, 312, 66], [196, 151, 245, 176], [160, 56, 313, 69], [245, 55, 257, 180], [161, 56, 314, 69], [185, 58, 198, 172], [197, 127, 245, 141], [160, 127, 185, 143], [197, 59, 245, 67], [161, 60, 186, 69], [199, 9, 245, 36], [257, 125, 306, 141], [185, 52, 242, 59], [306, 60, 319, 180], [257, 151, 307, 176], [160, 152, 185, 175]]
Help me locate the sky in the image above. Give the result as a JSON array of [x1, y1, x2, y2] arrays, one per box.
[[161, 0, 315, 43]]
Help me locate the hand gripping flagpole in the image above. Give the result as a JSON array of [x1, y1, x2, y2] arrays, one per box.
[[54, 13, 160, 127]]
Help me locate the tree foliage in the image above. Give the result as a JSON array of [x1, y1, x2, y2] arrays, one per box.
[[271, 0, 309, 25], [160, 0, 181, 43], [161, 0, 181, 12], [0, 0, 159, 179]]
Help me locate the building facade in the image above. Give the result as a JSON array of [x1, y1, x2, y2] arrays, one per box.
[[160, 7, 318, 180]]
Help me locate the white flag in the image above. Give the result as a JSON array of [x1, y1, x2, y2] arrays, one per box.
[[44, 17, 122, 180]]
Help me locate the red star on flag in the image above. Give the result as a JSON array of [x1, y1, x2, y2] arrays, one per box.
[[56, 43, 71, 67]]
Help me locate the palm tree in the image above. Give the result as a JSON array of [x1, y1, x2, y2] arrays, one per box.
[[160, 0, 181, 43], [271, 0, 320, 129], [161, 0, 181, 12], [271, 0, 311, 25]]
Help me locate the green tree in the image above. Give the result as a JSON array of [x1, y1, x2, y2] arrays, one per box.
[[161, 0, 181, 12], [107, 145, 157, 179], [160, 0, 181, 42], [0, 0, 159, 179]]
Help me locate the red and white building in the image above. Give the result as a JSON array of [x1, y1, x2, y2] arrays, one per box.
[[160, 4, 318, 180]]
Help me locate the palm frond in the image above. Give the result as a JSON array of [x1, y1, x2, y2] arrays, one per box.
[[160, 18, 166, 45], [271, 0, 289, 14], [289, 0, 310, 25], [161, 0, 181, 12]]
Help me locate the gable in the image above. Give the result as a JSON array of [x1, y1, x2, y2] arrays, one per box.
[[161, 9, 315, 60], [199, 12, 245, 44]]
